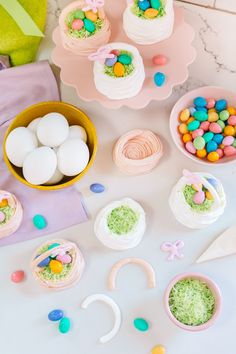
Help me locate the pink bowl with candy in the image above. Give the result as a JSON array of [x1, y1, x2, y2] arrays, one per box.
[[170, 86, 236, 165]]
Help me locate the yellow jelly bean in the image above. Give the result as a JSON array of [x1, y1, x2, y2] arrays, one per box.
[[208, 108, 216, 113], [0, 199, 8, 208], [151, 345, 165, 354], [49, 260, 63, 274], [206, 190, 213, 200], [113, 62, 125, 77], [85, 10, 98, 22], [224, 125, 235, 136], [227, 106, 236, 115], [197, 149, 207, 158], [179, 108, 190, 122], [208, 111, 219, 122], [182, 133, 192, 143], [144, 8, 159, 18], [192, 183, 202, 191], [207, 151, 220, 162], [178, 123, 188, 134], [186, 117, 194, 124]]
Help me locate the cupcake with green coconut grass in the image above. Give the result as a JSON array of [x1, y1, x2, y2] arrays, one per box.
[[94, 198, 146, 250], [169, 170, 226, 229], [123, 0, 174, 45], [59, 0, 111, 56], [89, 42, 145, 100], [31, 239, 85, 290]]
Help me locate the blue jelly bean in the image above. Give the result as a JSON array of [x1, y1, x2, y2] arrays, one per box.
[[193, 110, 208, 122], [203, 132, 214, 143], [38, 256, 51, 267], [48, 309, 64, 322], [105, 56, 117, 67], [90, 183, 105, 194], [154, 72, 166, 87], [196, 106, 207, 113], [188, 120, 200, 131], [189, 107, 196, 116], [194, 96, 207, 107], [213, 134, 224, 145], [215, 99, 227, 111], [33, 215, 47, 230], [206, 140, 218, 153], [138, 0, 151, 10]]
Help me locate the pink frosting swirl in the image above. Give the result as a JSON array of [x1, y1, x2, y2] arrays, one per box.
[[113, 129, 163, 175]]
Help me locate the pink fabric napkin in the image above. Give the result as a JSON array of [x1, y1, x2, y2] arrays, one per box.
[[0, 61, 88, 247]]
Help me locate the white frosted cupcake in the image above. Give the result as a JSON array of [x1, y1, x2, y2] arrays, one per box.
[[0, 191, 23, 239], [94, 198, 146, 250], [89, 42, 145, 99], [31, 239, 85, 290], [123, 0, 174, 45], [169, 170, 226, 229]]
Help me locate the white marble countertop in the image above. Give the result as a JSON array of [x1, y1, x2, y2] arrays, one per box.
[[1, 1, 236, 354]]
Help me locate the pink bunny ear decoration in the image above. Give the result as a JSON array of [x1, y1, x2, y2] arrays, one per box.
[[82, 0, 105, 13], [183, 169, 203, 191], [88, 45, 115, 64]]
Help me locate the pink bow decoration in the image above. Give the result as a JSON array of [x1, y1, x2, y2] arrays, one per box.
[[82, 0, 105, 13], [161, 240, 185, 261], [88, 46, 115, 64], [183, 169, 203, 191]]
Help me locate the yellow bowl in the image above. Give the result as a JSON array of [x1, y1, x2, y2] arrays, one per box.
[[3, 101, 98, 191]]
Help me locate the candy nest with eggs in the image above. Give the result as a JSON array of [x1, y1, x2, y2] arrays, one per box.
[[0, 191, 23, 239], [183, 183, 214, 212], [66, 8, 103, 38], [169, 278, 215, 326], [132, 0, 165, 19], [104, 50, 134, 78]]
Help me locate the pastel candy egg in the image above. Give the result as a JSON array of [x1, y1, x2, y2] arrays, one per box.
[[227, 107, 236, 115], [228, 115, 236, 126], [208, 111, 219, 122], [209, 122, 222, 134], [90, 183, 105, 193], [193, 110, 208, 122], [224, 125, 235, 136], [74, 9, 85, 19], [192, 183, 202, 191], [187, 117, 194, 124], [144, 8, 159, 18], [38, 257, 51, 267], [224, 146, 236, 157], [48, 309, 64, 322], [154, 72, 166, 87], [194, 96, 207, 107], [178, 123, 188, 134], [192, 129, 204, 139], [200, 121, 210, 131], [219, 110, 230, 121], [215, 99, 227, 111], [182, 133, 192, 143], [189, 107, 196, 116], [216, 148, 224, 158], [56, 254, 72, 264], [138, 0, 151, 11], [150, 0, 161, 9], [85, 10, 98, 22], [213, 134, 224, 144], [206, 98, 216, 109], [105, 56, 117, 67], [151, 345, 165, 354], [185, 141, 196, 154], [196, 107, 207, 113], [11, 270, 25, 283], [59, 317, 71, 334], [48, 243, 60, 250], [33, 214, 47, 230], [152, 54, 168, 66], [207, 177, 218, 189], [179, 109, 190, 122], [193, 136, 205, 150], [206, 190, 213, 200], [222, 136, 234, 146], [196, 149, 207, 158], [206, 140, 218, 153], [110, 49, 120, 56], [203, 132, 214, 143], [71, 19, 84, 30], [118, 54, 132, 65], [49, 260, 63, 274], [84, 18, 95, 32], [193, 190, 205, 204], [187, 120, 200, 131], [113, 62, 125, 77], [133, 318, 149, 332], [216, 120, 225, 130], [207, 151, 219, 162]]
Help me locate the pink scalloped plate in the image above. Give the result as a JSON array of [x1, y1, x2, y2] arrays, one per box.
[[52, 3, 196, 110]]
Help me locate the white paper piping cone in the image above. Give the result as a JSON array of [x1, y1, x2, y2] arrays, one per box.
[[196, 225, 236, 263]]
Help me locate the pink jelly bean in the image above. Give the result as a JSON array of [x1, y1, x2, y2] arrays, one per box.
[[222, 136, 234, 146], [185, 141, 196, 154], [11, 270, 25, 283], [228, 115, 236, 126], [193, 190, 205, 204], [209, 122, 222, 134], [200, 121, 210, 131], [152, 55, 168, 66], [224, 146, 236, 157], [192, 129, 204, 139], [56, 254, 72, 264], [72, 19, 84, 30], [206, 98, 216, 109], [216, 149, 224, 158]]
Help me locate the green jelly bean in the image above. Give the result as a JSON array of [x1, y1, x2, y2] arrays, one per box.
[[118, 54, 132, 65], [59, 317, 71, 334], [150, 0, 161, 9], [187, 120, 200, 131], [233, 139, 236, 148], [217, 120, 225, 130], [193, 110, 208, 122], [193, 136, 205, 150], [33, 215, 47, 230], [73, 9, 85, 19], [133, 318, 149, 332], [48, 243, 60, 250], [84, 18, 95, 33], [203, 132, 214, 143], [219, 110, 230, 121]]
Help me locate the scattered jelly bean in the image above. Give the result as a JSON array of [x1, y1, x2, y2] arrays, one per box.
[[105, 56, 117, 67], [48, 309, 64, 322], [219, 110, 230, 121], [228, 115, 236, 126], [193, 190, 205, 204], [206, 140, 218, 153], [209, 122, 222, 134], [133, 318, 149, 332], [38, 256, 51, 267], [224, 146, 236, 157], [189, 107, 196, 116], [192, 129, 204, 139], [193, 136, 205, 150], [182, 133, 192, 143], [144, 8, 159, 18], [48, 243, 60, 250], [193, 111, 208, 122], [59, 317, 71, 334], [179, 109, 190, 122], [154, 72, 166, 87], [194, 96, 207, 107], [138, 0, 151, 11], [73, 9, 85, 19], [151, 345, 165, 354], [200, 121, 210, 131], [0, 211, 5, 223], [11, 270, 25, 283], [33, 215, 47, 230], [215, 99, 227, 111], [90, 183, 105, 193], [84, 18, 95, 32], [56, 254, 72, 264], [118, 54, 132, 65], [206, 98, 215, 109], [71, 19, 84, 31], [208, 111, 218, 122], [222, 136, 234, 146], [49, 260, 63, 274], [213, 134, 224, 144], [207, 151, 219, 162], [152, 54, 168, 66], [187, 120, 200, 131], [224, 125, 235, 136], [113, 62, 125, 77], [206, 190, 213, 200], [150, 0, 161, 9], [185, 141, 196, 154], [203, 132, 214, 143], [85, 10, 98, 22], [196, 149, 207, 158]]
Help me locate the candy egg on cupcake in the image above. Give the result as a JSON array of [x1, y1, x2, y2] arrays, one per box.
[[123, 0, 174, 45], [88, 42, 145, 100], [0, 191, 23, 239], [31, 239, 85, 290], [59, 0, 111, 56], [169, 170, 226, 229]]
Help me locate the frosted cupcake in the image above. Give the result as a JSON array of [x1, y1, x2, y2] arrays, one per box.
[[89, 42, 145, 99], [169, 170, 226, 229], [94, 198, 146, 250], [123, 0, 174, 45], [31, 239, 85, 290], [0, 191, 23, 239], [59, 0, 111, 56]]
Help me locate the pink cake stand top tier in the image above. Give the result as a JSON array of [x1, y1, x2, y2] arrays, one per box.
[[52, 2, 196, 109]]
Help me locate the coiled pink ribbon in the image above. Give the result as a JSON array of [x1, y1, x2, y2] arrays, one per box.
[[88, 45, 114, 64], [82, 0, 105, 13], [161, 240, 185, 261]]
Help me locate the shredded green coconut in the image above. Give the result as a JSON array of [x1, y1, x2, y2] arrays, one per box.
[[39, 264, 72, 282], [131, 0, 166, 19], [107, 206, 138, 235], [183, 185, 214, 212], [104, 50, 135, 78], [169, 279, 215, 326], [38, 245, 50, 254], [0, 206, 14, 225], [66, 11, 104, 39]]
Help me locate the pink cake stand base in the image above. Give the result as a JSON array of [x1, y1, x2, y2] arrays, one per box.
[[52, 3, 196, 110]]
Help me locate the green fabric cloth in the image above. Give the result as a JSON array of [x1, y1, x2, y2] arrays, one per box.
[[0, 0, 47, 66]]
